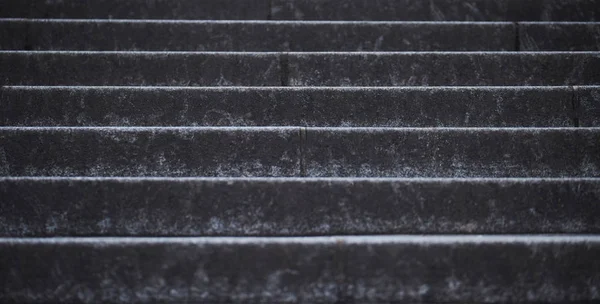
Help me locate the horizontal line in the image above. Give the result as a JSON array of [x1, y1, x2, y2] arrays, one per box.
[[2, 85, 587, 90], [2, 235, 600, 245], [2, 19, 599, 26], [0, 18, 518, 25], [2, 177, 599, 182], [1, 127, 599, 131], [1, 51, 599, 55]]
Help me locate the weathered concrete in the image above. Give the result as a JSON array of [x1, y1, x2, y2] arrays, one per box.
[[286, 52, 600, 86], [1, 177, 599, 236], [576, 85, 600, 126], [1, 236, 599, 303], [0, 19, 515, 51], [304, 128, 600, 177], [520, 22, 600, 51], [0, 127, 301, 177], [0, 0, 270, 20], [0, 86, 576, 127], [271, 0, 600, 21], [0, 51, 282, 86]]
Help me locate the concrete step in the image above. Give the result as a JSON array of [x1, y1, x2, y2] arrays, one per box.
[[1, 177, 599, 236], [0, 86, 582, 127], [304, 127, 600, 177], [3, 20, 600, 51], [1, 127, 598, 177], [271, 0, 600, 21], [1, 235, 599, 303], [577, 86, 600, 126], [0, 127, 301, 177], [0, 19, 518, 51], [0, 0, 269, 20], [3, 0, 599, 21], [2, 51, 600, 86], [520, 22, 600, 51]]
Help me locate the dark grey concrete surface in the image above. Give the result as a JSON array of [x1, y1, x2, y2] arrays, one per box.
[[0, 0, 270, 20], [0, 52, 282, 86], [304, 128, 600, 177], [0, 127, 301, 177], [4, 52, 599, 86], [1, 236, 599, 303], [341, 236, 600, 302], [0, 20, 516, 51], [0, 86, 576, 127], [1, 177, 599, 236], [576, 86, 600, 127], [286, 52, 600, 86], [520, 22, 600, 51], [271, 0, 600, 21]]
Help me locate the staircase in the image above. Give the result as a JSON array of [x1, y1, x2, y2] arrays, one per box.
[[1, 0, 600, 302]]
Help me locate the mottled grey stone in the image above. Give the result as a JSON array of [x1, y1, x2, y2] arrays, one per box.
[[0, 52, 281, 86], [1, 236, 599, 303], [286, 52, 600, 86], [0, 237, 341, 303], [0, 20, 29, 50], [0, 127, 301, 177], [520, 22, 600, 51], [1, 177, 599, 236], [271, 0, 600, 21], [342, 236, 600, 302], [576, 85, 600, 126], [0, 19, 515, 51], [0, 86, 575, 127], [304, 128, 600, 177], [0, 0, 269, 19]]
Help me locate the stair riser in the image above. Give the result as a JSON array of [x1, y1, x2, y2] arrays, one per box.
[[520, 23, 600, 51], [0, 21, 516, 51], [1, 128, 599, 177], [3, 0, 599, 21], [287, 53, 600, 86], [576, 86, 600, 126], [1, 237, 599, 302], [0, 87, 577, 127], [271, 0, 600, 21], [305, 128, 600, 177], [1, 178, 599, 236], [0, 0, 269, 20], [0, 128, 301, 177], [3, 21, 600, 51], [0, 52, 282, 86], [2, 52, 600, 86]]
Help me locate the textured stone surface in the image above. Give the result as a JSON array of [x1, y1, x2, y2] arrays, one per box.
[[520, 22, 600, 51], [0, 86, 575, 127], [1, 236, 599, 303], [1, 177, 600, 236], [342, 236, 600, 302], [0, 127, 301, 177], [0, 0, 269, 19], [0, 20, 28, 50], [0, 52, 281, 86], [286, 52, 600, 86], [271, 0, 600, 21], [304, 128, 600, 177], [576, 85, 600, 126], [0, 19, 515, 51], [0, 237, 340, 303]]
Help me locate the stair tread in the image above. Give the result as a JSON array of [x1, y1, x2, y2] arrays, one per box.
[[1, 127, 598, 178], [3, 51, 600, 86], [3, 19, 600, 51], [1, 177, 600, 236], [1, 85, 580, 127], [2, 235, 599, 303]]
